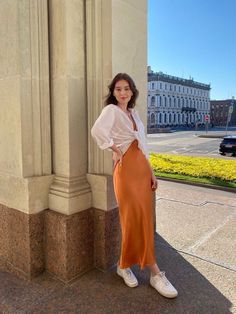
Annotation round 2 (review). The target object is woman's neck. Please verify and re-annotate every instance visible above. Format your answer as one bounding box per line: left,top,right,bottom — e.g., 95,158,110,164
118,103,129,112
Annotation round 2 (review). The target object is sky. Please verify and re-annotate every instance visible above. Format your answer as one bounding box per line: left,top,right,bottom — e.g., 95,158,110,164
148,0,236,100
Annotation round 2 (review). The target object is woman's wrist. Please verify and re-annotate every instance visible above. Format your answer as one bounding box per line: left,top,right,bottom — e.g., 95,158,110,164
111,145,122,154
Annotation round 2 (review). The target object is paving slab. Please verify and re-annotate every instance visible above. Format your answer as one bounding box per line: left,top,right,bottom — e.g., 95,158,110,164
157,180,236,207
156,199,235,251
175,252,236,314
193,217,236,270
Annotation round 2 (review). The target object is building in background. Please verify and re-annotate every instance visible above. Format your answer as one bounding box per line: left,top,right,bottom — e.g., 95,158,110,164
210,99,236,126
147,66,211,132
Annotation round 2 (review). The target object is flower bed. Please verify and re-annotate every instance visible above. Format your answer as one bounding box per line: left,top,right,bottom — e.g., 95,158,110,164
150,153,236,187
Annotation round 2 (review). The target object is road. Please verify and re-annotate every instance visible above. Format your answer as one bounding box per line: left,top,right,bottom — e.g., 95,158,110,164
147,130,236,159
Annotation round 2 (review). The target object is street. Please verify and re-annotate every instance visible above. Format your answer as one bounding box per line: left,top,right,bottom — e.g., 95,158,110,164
147,129,236,159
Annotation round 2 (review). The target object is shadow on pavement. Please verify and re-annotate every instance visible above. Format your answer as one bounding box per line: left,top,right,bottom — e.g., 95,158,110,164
0,233,234,314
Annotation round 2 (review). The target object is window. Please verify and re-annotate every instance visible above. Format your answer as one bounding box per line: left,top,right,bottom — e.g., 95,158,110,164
151,113,155,124
152,83,155,90
151,96,155,106
160,82,162,89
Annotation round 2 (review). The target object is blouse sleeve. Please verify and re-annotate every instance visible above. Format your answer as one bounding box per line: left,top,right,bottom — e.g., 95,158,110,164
91,105,115,150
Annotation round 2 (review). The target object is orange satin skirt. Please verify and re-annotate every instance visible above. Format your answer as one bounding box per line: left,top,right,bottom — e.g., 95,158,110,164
113,140,156,269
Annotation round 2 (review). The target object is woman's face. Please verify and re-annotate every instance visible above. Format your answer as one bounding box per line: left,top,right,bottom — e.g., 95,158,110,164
113,80,133,106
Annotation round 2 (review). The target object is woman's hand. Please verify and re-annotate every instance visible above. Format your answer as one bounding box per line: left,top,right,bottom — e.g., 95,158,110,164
112,149,123,166
151,173,158,191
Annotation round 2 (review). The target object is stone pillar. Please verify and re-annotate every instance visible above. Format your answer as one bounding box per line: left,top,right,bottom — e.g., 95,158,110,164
45,0,93,282
0,0,148,282
86,0,148,270
0,0,53,279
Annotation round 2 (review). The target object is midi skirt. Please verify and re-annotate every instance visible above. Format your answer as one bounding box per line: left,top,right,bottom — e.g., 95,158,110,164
113,140,156,269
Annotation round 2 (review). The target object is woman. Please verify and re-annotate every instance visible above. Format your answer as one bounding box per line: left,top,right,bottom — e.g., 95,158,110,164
91,73,178,298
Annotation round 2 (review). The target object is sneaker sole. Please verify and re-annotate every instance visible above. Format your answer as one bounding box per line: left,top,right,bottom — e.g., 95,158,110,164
117,269,138,288
150,282,178,298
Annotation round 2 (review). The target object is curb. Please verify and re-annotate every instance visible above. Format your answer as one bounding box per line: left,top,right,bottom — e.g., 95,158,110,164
197,134,225,138
156,176,236,194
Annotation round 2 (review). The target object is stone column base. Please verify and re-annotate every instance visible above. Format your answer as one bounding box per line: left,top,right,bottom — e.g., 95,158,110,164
94,208,121,270
0,204,44,280
44,208,94,282
0,202,121,282
44,207,120,282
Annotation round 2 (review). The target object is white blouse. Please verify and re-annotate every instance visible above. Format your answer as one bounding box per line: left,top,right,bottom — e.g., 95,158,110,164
91,104,149,158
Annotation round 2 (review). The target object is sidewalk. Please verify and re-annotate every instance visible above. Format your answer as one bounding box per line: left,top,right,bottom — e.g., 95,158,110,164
1,180,236,314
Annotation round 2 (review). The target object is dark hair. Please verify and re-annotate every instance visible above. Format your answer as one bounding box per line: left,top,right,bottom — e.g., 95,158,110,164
104,73,139,108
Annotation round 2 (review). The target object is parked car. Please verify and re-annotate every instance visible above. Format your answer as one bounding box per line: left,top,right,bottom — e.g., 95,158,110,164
219,135,236,156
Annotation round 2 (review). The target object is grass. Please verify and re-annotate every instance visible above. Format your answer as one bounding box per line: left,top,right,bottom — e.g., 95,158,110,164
156,171,236,189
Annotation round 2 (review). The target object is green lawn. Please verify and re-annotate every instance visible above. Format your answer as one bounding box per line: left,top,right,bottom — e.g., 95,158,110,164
156,171,236,189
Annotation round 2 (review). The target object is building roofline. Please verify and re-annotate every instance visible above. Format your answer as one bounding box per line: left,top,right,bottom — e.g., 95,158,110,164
148,71,211,90
210,99,236,103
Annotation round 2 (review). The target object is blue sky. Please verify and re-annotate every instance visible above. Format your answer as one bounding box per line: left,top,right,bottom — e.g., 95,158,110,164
148,0,236,100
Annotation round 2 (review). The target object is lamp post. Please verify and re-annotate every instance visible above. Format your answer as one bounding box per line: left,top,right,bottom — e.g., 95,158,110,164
226,96,234,135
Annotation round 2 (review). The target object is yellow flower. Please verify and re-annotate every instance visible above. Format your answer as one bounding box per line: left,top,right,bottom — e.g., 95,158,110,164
150,154,236,182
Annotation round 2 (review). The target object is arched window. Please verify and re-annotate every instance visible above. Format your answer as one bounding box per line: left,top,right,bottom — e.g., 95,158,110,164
151,113,155,124
173,113,176,123
164,113,167,123
151,96,155,106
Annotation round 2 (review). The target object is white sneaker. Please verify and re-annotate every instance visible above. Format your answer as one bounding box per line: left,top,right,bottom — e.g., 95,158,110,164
150,271,178,298
117,266,138,288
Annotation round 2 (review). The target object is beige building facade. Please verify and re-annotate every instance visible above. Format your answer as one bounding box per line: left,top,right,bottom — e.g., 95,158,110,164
0,0,147,282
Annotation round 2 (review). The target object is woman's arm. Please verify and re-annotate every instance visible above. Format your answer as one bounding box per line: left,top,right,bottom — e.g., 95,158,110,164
91,105,115,150
147,154,158,191
111,144,123,164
